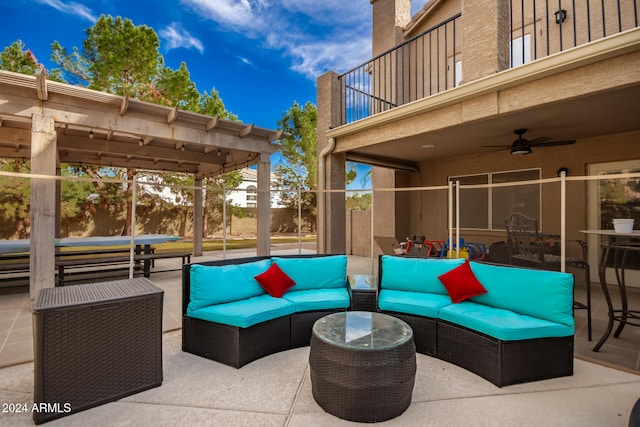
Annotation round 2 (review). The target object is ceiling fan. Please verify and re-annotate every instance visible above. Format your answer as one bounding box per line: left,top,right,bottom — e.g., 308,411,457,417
484,128,576,155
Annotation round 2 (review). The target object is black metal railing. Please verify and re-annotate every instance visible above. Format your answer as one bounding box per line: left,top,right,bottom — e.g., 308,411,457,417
509,0,638,67
338,1,638,125
339,14,462,125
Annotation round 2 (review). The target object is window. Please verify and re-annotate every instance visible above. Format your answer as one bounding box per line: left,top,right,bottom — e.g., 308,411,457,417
449,168,541,230
246,185,257,202
510,34,531,67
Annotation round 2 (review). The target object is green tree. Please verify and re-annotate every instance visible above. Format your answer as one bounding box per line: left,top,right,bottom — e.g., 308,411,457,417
0,40,63,81
52,15,161,97
151,62,199,110
276,101,356,232
0,160,30,239
198,87,238,120
275,101,318,231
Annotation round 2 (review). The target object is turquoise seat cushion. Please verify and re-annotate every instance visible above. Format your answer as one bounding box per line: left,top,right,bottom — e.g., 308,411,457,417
272,255,347,291
439,301,574,341
380,256,464,294
468,262,574,327
378,289,453,318
187,294,295,328
282,288,350,312
188,259,271,311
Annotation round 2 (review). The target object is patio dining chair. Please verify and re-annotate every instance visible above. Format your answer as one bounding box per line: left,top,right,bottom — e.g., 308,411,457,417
504,213,592,341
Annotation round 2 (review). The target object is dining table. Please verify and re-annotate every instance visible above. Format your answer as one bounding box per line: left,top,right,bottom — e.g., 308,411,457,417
580,229,640,351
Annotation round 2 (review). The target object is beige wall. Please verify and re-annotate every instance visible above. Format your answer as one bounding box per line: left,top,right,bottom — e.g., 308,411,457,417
347,209,372,256
405,0,461,38
371,0,411,55
412,132,640,248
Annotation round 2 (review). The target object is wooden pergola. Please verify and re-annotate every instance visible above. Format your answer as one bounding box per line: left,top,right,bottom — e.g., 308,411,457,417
0,70,281,303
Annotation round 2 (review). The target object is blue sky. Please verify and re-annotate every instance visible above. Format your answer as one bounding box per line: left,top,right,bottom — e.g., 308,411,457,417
0,0,428,189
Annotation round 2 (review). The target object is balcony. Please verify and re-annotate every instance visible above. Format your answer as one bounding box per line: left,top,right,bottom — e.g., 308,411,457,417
339,1,639,125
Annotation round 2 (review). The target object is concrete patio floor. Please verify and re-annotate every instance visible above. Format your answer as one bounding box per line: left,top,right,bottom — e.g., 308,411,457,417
2,328,639,427
1,246,639,425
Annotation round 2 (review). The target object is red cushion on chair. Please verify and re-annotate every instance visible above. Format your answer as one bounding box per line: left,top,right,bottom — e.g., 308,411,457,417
438,261,488,303
254,262,296,298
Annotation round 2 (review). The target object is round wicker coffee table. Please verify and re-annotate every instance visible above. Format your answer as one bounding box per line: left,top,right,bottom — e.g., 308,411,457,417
309,311,416,423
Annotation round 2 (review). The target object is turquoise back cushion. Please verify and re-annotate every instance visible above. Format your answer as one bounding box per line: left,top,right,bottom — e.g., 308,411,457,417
380,256,465,294
469,262,574,327
188,259,271,311
272,255,347,290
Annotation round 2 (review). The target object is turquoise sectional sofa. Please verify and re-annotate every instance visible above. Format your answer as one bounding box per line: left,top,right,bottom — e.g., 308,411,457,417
182,255,350,368
378,255,575,386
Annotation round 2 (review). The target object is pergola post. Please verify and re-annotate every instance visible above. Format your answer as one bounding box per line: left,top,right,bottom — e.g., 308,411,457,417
29,113,57,308
193,176,203,257
256,152,271,256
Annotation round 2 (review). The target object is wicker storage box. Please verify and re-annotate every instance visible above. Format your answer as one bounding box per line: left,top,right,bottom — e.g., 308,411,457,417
33,278,163,424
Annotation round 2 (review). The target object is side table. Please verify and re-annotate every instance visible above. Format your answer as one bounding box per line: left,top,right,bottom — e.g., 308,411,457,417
33,278,164,424
348,274,377,311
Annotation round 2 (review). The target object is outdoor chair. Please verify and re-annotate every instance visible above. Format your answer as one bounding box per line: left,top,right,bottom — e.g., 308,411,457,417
504,213,592,340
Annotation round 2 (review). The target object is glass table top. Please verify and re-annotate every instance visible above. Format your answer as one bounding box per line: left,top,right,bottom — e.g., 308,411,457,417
348,274,377,290
313,311,412,350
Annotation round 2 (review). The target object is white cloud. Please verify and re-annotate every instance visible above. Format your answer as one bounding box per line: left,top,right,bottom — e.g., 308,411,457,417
279,0,369,25
160,23,204,53
180,0,261,29
36,0,97,22
281,34,371,79
181,0,373,79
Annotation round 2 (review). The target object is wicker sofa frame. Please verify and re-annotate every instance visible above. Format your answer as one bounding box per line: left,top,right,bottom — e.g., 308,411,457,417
377,258,574,387
182,255,348,368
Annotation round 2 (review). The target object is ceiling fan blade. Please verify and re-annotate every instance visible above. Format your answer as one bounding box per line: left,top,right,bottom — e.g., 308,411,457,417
533,140,576,147
527,136,552,146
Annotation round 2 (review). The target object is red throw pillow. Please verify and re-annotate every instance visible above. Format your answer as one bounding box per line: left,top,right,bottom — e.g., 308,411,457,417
438,261,488,303
254,262,296,298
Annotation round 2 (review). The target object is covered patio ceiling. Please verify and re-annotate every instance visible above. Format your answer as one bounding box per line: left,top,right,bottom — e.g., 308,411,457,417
343,84,640,167
0,70,281,178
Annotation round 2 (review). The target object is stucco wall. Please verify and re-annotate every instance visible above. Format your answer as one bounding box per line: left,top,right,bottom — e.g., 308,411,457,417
413,131,640,248
346,209,372,257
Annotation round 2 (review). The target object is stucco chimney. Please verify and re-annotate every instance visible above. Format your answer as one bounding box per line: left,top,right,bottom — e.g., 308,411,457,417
371,0,411,56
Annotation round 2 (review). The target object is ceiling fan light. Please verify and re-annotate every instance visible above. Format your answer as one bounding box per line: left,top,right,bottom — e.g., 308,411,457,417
510,146,532,155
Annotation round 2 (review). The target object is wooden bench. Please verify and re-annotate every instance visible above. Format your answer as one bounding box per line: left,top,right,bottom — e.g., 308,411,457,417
135,252,191,277
0,249,143,278
56,251,192,286
0,262,30,273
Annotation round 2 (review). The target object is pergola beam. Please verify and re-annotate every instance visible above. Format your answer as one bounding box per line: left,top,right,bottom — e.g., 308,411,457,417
120,95,129,115
58,133,226,166
205,116,219,131
167,107,178,124
59,151,201,173
239,124,254,137
35,73,48,101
